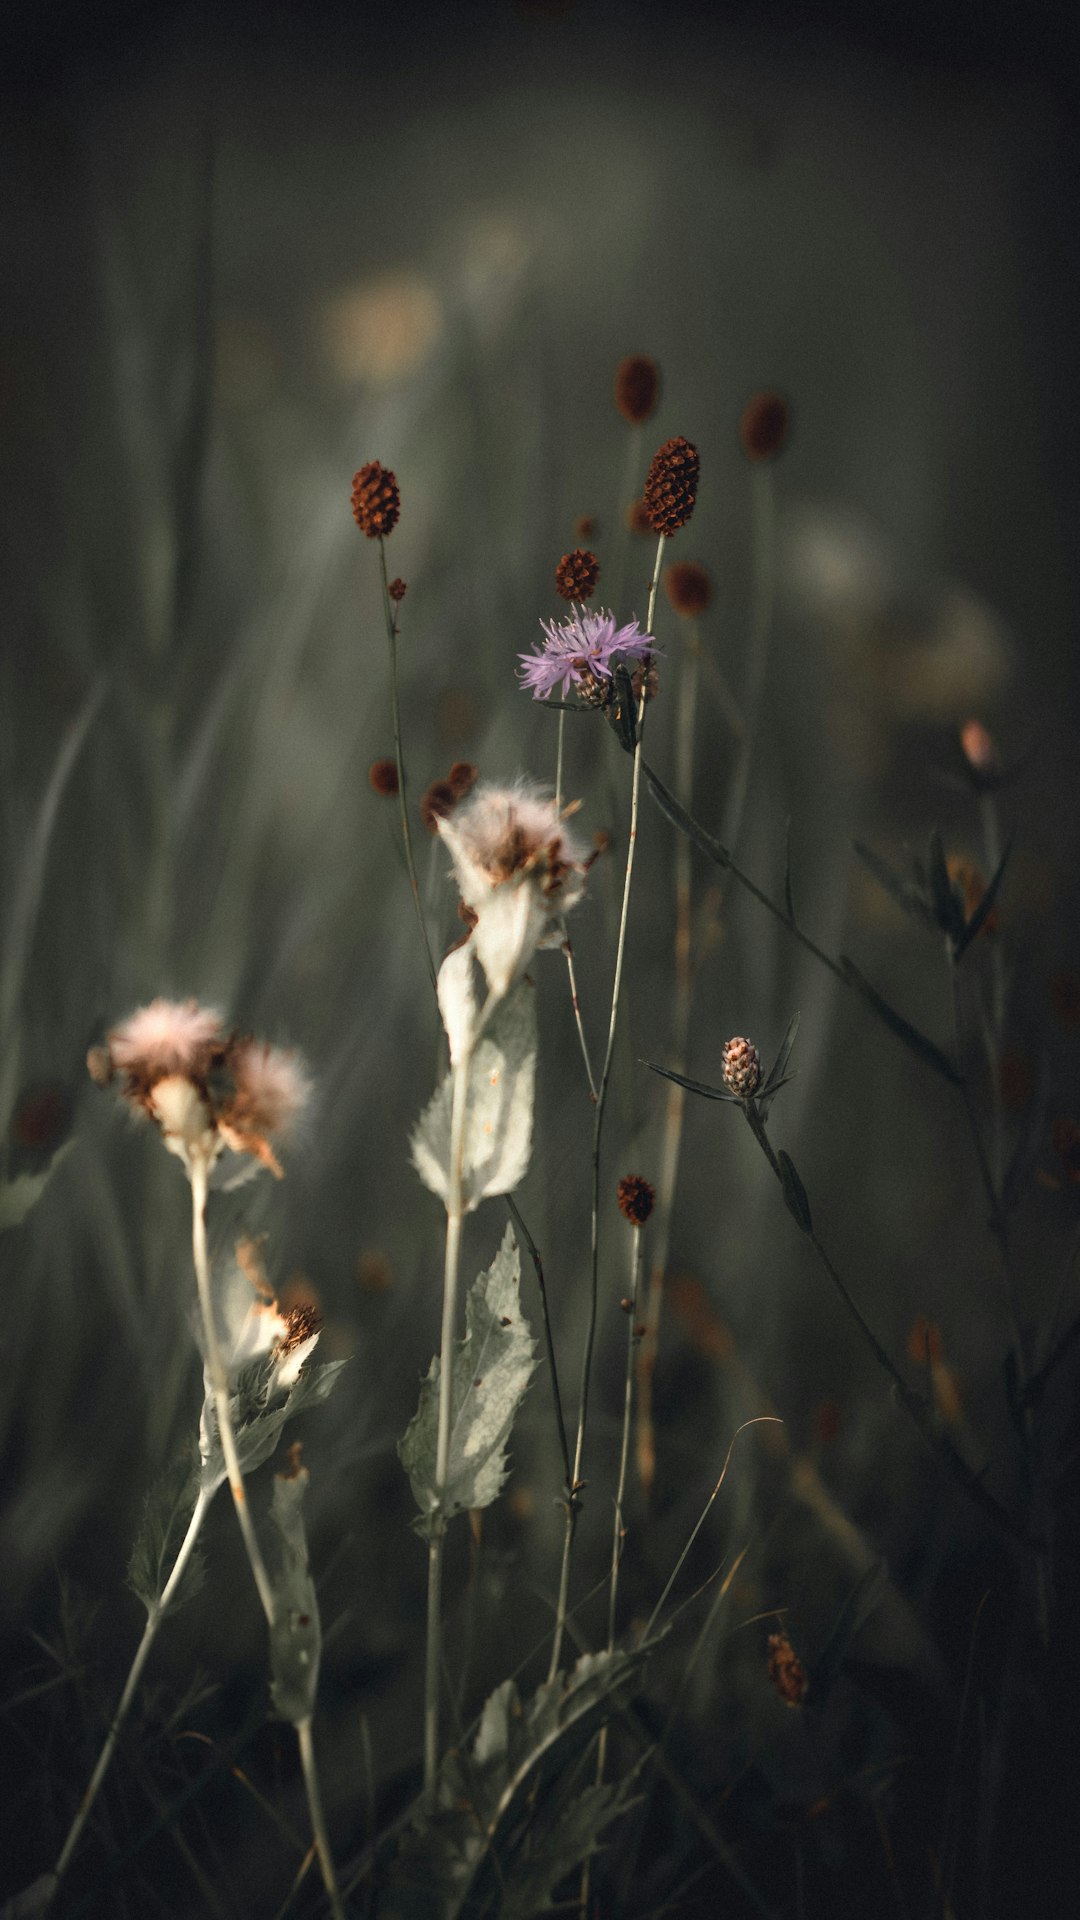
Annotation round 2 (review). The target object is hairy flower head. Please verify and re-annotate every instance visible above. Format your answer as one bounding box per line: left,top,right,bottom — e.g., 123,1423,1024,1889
217,1040,313,1177
438,781,589,998
518,606,656,702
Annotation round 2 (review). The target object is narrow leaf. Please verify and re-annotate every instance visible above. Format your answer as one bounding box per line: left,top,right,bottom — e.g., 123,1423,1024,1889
852,839,937,932
411,979,537,1210
839,956,962,1085
643,761,732,870
399,1224,537,1535
268,1466,321,1725
642,1058,740,1104
778,1150,813,1235
953,831,1013,961
928,828,963,941
759,1011,800,1120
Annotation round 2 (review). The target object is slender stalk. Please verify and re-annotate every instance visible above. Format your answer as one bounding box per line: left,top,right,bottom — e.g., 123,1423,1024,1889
49,1488,210,1900
505,1193,572,1490
296,1715,345,1920
608,1226,644,1650
377,534,437,993
554,708,599,1100
190,1153,276,1624
548,535,665,1681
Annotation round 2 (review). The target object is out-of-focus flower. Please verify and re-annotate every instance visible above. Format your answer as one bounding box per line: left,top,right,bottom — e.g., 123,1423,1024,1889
438,781,589,999
959,718,998,777
617,1174,655,1226
518,606,655,701
89,1001,310,1180
614,353,661,424
767,1631,808,1706
738,390,790,461
420,778,459,833
664,560,712,617
369,757,400,796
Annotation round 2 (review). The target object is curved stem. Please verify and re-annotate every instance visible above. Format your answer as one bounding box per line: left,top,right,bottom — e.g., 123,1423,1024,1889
296,1716,345,1920
377,535,437,993
548,534,665,1681
505,1193,572,1492
190,1153,276,1624
50,1487,210,1899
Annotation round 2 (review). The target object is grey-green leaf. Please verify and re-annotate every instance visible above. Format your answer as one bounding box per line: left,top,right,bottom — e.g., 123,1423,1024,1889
760,1011,800,1120
128,1449,202,1615
411,979,537,1211
268,1467,321,1725
0,1143,74,1234
398,1224,536,1535
838,956,962,1085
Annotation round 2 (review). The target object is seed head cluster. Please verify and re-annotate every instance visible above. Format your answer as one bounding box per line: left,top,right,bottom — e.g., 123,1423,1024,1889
554,548,600,602
722,1035,761,1098
617,1174,656,1226
614,353,661,424
644,436,700,536
350,460,401,538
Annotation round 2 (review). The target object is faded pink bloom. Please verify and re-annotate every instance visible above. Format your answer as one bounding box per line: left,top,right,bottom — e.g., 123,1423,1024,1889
107,998,226,1093
438,781,589,999
217,1041,313,1178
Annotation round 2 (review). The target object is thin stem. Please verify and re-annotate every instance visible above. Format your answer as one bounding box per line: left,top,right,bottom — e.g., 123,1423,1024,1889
608,1227,644,1649
548,534,665,1682
49,1488,210,1899
296,1716,345,1920
377,534,437,993
505,1194,572,1490
555,707,566,817
190,1153,276,1624
561,931,598,1102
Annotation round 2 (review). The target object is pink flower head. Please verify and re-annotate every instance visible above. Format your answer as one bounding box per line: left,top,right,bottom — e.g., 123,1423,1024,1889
518,606,656,701
217,1040,312,1178
438,781,589,998
106,998,226,1095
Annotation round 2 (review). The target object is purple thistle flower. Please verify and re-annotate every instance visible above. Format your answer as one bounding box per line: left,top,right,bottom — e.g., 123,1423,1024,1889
518,605,657,700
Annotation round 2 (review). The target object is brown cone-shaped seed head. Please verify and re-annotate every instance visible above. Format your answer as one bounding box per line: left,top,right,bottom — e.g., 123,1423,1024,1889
722,1035,761,1098
388,576,408,602
351,460,401,538
738,391,790,462
664,560,712,617
554,548,600,601
369,757,400,797
614,354,661,424
617,1173,656,1225
644,436,700,535
420,778,458,833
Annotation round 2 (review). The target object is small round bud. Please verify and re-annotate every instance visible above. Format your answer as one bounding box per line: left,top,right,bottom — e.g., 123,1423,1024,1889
447,760,478,799
350,460,401,538
617,1173,656,1225
574,513,598,542
722,1035,761,1098
554,548,600,601
738,391,790,462
614,353,661,424
644,436,700,536
664,561,712,617
767,1631,808,1706
420,778,458,833
388,576,408,602
368,757,400,797
959,718,998,776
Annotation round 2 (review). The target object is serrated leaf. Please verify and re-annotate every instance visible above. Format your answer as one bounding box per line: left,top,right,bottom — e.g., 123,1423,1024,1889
399,1224,536,1535
411,980,537,1211
0,1142,74,1233
499,1782,634,1919
128,1449,202,1615
852,840,937,932
759,1011,800,1121
199,1359,348,1495
838,956,962,1085
778,1150,813,1236
268,1468,321,1725
953,832,1012,961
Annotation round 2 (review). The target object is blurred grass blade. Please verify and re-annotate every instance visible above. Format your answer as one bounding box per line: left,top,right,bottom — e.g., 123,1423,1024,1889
838,956,961,1085
953,832,1013,961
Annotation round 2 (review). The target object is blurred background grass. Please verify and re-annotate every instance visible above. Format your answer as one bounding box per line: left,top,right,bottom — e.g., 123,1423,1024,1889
2,1,1079,1913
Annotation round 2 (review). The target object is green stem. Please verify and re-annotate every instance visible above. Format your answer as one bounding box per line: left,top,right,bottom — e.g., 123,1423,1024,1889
377,535,437,993
296,1715,345,1920
548,533,665,1682
190,1153,276,1624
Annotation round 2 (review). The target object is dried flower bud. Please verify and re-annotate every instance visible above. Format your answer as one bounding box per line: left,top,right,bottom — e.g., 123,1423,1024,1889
722,1035,761,1098
614,353,661,424
447,760,479,799
554,548,600,601
574,513,598,542
216,1039,312,1178
959,719,998,775
617,1174,655,1225
644,436,700,536
738,391,790,462
625,498,654,537
664,561,712,617
388,576,408,602
350,460,400,538
438,780,588,999
420,778,458,833
369,757,400,797
767,1631,808,1706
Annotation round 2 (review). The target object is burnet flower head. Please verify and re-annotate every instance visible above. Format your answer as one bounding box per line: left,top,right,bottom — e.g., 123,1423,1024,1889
437,781,590,1002
88,998,311,1179
518,605,656,702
